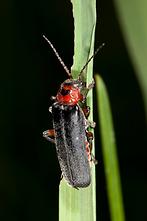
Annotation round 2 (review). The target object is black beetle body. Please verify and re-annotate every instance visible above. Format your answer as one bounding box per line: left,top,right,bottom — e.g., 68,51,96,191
52,102,91,188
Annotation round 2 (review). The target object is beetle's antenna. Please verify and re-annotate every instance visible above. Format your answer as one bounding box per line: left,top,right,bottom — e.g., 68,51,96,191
43,35,72,78
79,43,105,78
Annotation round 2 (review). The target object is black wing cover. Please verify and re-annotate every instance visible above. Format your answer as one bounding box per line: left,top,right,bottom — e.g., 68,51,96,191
52,102,91,188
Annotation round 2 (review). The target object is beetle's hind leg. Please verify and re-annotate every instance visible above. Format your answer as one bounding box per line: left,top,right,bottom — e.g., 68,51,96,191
86,131,98,165
43,129,55,143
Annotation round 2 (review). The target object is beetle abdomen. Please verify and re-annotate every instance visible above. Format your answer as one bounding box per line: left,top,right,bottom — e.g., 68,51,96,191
52,102,91,188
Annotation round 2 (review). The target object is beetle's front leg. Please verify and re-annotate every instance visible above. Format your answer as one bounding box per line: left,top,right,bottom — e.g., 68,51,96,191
87,78,95,90
43,129,55,143
81,79,95,102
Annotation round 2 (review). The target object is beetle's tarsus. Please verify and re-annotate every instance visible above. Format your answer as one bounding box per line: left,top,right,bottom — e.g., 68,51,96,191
81,79,95,99
87,79,95,90
91,153,98,165
51,96,56,101
87,120,96,128
49,106,52,113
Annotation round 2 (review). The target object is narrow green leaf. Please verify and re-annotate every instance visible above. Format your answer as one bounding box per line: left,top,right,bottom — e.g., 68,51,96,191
95,75,125,221
71,0,96,79
59,0,97,221
114,0,147,115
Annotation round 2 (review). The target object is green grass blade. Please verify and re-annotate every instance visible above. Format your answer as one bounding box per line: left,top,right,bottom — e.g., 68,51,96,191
59,0,97,221
71,0,96,79
114,0,147,115
95,75,125,221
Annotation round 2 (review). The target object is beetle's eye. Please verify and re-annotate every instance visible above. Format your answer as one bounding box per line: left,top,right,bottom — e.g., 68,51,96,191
60,88,70,96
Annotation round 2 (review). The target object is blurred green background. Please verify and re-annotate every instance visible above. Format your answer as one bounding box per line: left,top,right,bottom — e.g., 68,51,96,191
0,0,146,220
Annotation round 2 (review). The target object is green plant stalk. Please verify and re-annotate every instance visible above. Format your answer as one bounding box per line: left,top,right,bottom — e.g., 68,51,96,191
114,0,147,116
95,75,125,221
59,0,97,221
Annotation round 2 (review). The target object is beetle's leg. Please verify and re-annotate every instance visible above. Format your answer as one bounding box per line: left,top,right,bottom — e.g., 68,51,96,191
86,131,93,155
82,106,96,128
87,78,95,90
44,136,55,143
81,79,95,102
49,106,52,113
86,131,98,165
50,96,56,101
85,141,91,162
85,131,93,162
91,153,98,165
43,129,55,143
86,131,94,143
82,106,90,118
87,120,96,128
60,173,63,181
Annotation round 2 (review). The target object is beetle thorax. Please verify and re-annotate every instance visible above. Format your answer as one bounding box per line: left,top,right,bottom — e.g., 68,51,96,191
56,80,83,105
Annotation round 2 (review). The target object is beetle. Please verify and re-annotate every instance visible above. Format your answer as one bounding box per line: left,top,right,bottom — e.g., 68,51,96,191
42,35,103,188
